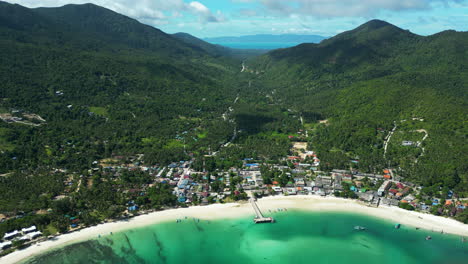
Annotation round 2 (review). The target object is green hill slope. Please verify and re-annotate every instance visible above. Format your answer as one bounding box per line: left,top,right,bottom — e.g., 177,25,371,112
246,20,468,195
0,2,238,172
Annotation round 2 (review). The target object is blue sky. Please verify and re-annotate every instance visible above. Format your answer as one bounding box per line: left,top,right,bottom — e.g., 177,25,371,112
5,0,468,37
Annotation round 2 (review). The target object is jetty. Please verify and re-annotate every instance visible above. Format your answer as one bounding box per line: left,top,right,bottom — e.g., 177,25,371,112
249,197,274,223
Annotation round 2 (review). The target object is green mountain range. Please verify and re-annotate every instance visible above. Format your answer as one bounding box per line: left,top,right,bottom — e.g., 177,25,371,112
0,1,466,218
248,19,467,194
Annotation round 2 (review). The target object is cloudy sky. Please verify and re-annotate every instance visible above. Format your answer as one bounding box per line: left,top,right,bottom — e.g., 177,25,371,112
5,0,468,37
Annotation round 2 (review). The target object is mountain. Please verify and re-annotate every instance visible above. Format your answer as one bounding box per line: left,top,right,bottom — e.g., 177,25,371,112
204,34,326,44
245,19,468,194
0,1,240,172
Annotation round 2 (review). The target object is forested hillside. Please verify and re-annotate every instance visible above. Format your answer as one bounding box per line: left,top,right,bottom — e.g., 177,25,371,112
246,20,468,195
0,2,242,172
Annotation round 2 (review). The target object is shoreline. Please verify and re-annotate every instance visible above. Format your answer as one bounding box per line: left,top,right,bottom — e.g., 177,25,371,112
2,195,467,264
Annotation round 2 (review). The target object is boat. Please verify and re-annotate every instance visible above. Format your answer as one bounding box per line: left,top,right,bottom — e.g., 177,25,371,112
354,226,367,231
426,236,432,240
395,223,401,229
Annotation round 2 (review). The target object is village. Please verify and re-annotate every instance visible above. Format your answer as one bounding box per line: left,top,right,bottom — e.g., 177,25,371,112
2,138,467,254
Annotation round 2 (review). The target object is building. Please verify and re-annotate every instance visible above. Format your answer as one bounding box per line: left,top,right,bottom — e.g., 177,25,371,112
378,181,392,196
21,226,37,234
3,230,20,240
272,186,283,193
357,192,374,202
0,241,12,250
402,141,414,146
286,188,297,195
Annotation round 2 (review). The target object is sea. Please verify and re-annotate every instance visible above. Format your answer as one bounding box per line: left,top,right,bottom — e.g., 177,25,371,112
210,42,300,50
22,211,468,264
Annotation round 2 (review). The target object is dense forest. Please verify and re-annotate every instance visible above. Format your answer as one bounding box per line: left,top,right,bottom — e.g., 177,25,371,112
0,1,467,241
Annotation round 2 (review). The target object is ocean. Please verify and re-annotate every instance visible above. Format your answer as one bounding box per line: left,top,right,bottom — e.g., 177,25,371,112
22,211,468,264
210,42,300,50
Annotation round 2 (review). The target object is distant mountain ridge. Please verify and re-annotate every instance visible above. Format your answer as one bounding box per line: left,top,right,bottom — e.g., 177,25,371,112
204,34,327,44
173,32,267,59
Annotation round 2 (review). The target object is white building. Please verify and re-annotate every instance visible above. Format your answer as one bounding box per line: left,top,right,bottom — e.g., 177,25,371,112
3,230,20,240
0,241,13,250
21,225,37,234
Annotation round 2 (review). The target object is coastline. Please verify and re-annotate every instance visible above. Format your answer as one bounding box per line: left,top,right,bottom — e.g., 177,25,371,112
2,195,467,264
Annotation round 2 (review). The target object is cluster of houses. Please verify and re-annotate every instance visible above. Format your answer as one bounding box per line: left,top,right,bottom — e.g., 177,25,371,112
3,143,466,254
0,226,42,251
0,110,46,126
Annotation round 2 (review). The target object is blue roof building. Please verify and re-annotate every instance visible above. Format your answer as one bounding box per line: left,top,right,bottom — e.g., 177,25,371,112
128,205,139,211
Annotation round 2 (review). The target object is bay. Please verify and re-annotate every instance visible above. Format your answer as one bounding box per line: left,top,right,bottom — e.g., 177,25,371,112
23,211,468,264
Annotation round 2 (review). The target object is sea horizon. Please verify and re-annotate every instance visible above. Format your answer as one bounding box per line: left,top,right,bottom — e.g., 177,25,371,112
209,42,302,50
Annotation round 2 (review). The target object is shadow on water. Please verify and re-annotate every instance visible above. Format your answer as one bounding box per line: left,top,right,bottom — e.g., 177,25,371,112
152,231,167,264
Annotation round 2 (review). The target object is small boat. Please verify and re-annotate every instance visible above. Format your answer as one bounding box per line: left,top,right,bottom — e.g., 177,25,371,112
354,226,367,231
395,223,401,229
426,236,432,240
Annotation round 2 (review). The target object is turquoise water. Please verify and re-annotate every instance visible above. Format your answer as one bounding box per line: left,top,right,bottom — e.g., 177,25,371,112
23,211,468,264
211,42,299,50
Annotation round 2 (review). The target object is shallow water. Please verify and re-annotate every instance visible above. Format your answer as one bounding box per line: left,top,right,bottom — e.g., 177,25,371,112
23,210,468,264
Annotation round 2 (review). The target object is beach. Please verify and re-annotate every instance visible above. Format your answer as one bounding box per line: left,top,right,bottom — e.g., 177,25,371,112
2,195,468,264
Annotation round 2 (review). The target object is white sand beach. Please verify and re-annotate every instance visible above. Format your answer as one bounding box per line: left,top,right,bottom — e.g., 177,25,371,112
2,195,467,264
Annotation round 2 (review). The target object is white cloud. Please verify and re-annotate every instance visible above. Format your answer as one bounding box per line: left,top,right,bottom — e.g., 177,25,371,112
257,0,462,17
4,0,225,25
188,1,225,23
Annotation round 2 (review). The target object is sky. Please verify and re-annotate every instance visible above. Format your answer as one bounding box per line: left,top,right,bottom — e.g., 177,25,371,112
4,0,468,38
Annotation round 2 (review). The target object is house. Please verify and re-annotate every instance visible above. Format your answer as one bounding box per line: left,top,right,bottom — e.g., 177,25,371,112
321,176,332,186
272,186,283,193
404,194,416,202
420,204,430,210
3,230,20,240
294,178,305,187
357,192,374,202
333,174,342,184
396,182,404,189
343,174,353,182
377,181,392,196
286,188,297,195
128,205,139,211
314,177,323,188
21,225,37,234
0,241,13,250
402,141,414,146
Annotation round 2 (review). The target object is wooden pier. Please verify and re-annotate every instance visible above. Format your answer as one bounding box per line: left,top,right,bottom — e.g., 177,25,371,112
250,198,274,223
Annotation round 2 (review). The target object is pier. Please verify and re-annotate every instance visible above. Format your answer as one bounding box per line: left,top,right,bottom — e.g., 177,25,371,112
249,197,274,223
